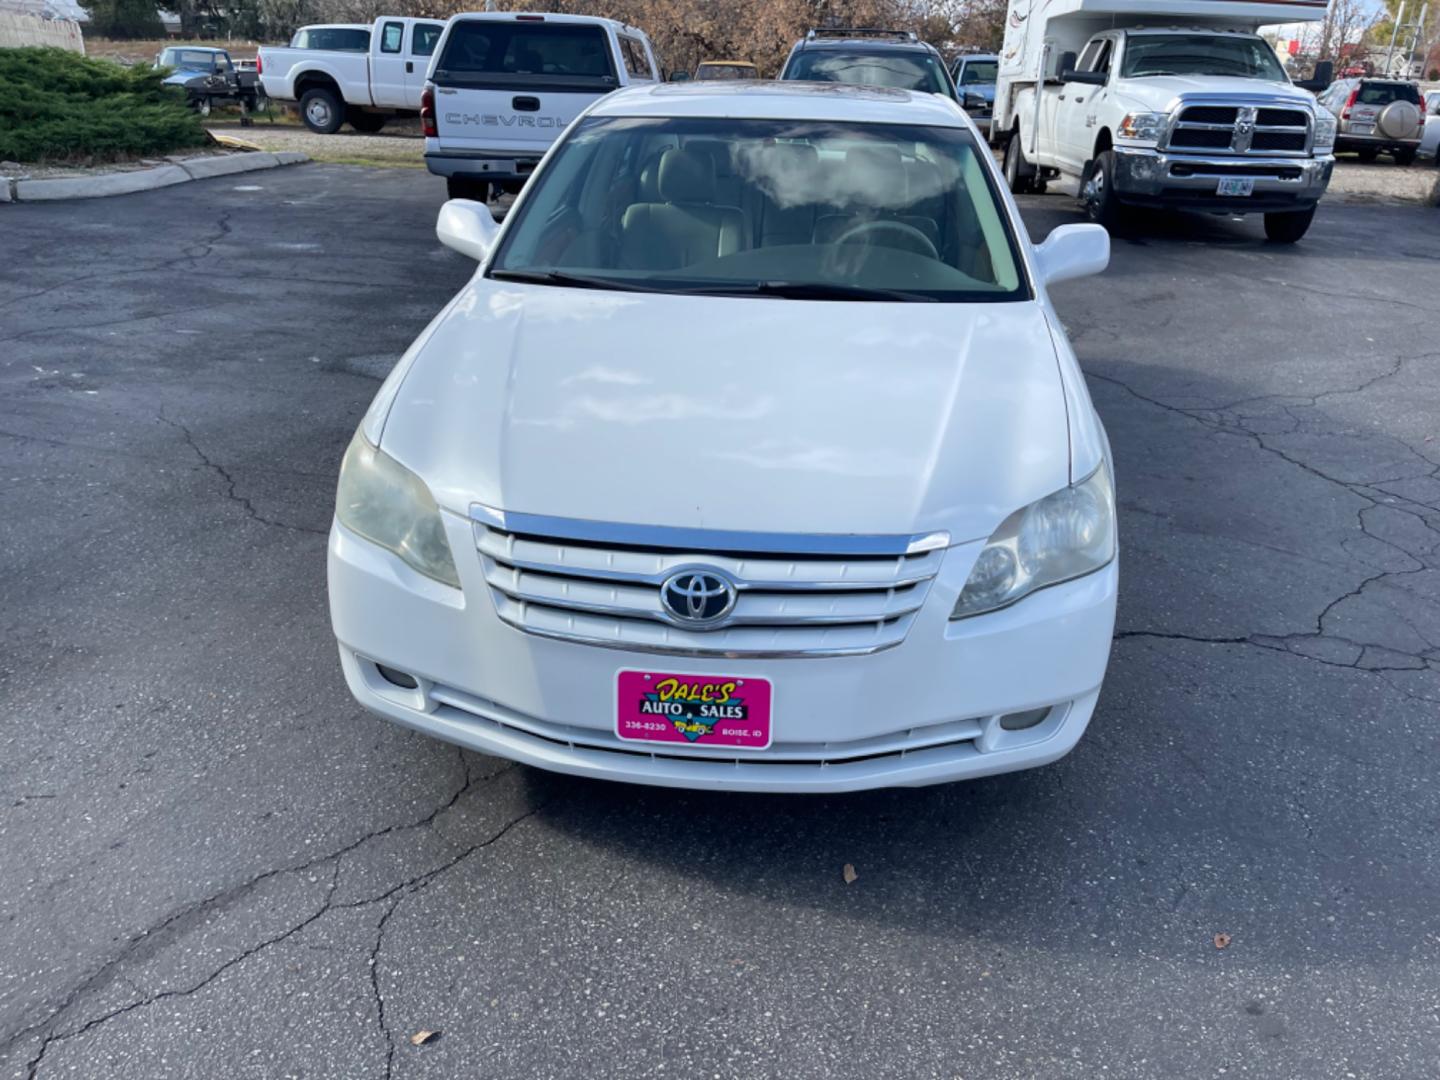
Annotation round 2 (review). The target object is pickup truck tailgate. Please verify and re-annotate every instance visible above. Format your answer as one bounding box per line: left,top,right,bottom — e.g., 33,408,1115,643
430,19,618,155
433,87,601,153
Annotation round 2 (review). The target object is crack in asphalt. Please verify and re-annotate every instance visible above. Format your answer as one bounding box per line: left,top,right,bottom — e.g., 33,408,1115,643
1,746,493,1067
157,410,329,537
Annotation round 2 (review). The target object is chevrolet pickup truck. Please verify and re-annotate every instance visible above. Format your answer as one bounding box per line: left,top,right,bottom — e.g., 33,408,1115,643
995,0,1337,243
422,12,660,202
258,16,446,133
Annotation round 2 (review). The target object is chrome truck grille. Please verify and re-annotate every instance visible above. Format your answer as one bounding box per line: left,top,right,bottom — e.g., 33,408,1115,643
1166,105,1311,155
470,506,949,657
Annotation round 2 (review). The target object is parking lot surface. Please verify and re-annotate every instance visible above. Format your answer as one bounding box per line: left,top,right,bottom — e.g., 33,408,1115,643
1,167,1438,1079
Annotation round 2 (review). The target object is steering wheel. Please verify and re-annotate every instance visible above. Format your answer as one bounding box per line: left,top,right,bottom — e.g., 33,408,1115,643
835,220,938,260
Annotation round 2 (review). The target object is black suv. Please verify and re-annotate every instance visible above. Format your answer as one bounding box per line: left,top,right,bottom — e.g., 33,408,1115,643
779,28,957,100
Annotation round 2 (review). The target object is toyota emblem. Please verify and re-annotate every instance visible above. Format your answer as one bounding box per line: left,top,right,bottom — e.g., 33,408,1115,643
660,570,737,626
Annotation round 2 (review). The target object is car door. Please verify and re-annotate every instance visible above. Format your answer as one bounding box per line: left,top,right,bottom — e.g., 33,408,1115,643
405,21,445,107
1056,36,1111,173
369,19,410,108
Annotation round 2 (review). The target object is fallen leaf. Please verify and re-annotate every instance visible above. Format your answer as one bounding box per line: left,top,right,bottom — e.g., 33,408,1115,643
842,863,858,885
1214,933,1232,949
410,1030,440,1046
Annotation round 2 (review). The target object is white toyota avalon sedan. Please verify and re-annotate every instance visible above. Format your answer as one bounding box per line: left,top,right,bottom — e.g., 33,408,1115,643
328,81,1116,793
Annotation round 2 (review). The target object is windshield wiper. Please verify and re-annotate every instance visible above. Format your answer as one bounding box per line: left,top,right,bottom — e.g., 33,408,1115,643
683,280,939,302
487,269,673,293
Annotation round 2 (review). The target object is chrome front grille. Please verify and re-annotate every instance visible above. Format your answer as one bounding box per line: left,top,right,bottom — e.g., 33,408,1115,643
1167,104,1312,156
471,506,947,657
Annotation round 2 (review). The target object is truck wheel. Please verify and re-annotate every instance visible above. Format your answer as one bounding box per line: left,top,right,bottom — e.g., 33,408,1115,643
1263,206,1316,244
1393,147,1416,166
1082,151,1124,231
300,88,343,134
349,112,387,134
1003,132,1036,195
447,177,491,202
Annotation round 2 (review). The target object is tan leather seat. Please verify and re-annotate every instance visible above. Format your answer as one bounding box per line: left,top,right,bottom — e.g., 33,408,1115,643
619,148,746,271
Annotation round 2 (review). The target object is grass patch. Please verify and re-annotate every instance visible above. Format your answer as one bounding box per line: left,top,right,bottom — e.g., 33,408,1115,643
0,47,209,164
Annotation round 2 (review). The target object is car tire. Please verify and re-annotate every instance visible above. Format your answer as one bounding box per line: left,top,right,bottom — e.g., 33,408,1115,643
1263,206,1316,244
1356,146,1379,163
1003,131,1035,195
299,88,343,134
1393,147,1417,166
447,177,491,202
194,96,211,118
1082,150,1123,232
349,111,387,134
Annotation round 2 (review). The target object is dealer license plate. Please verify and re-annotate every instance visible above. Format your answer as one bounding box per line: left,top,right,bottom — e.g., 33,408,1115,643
616,670,772,750
1217,178,1255,197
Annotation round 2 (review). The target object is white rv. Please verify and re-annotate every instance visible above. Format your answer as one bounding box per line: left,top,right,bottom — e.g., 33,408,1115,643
994,0,1336,242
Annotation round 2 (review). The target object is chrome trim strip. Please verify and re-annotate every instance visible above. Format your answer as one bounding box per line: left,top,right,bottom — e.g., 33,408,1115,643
493,620,908,659
470,503,950,557
480,550,939,592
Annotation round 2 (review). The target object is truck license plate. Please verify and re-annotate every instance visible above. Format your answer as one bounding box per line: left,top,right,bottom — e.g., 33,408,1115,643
1217,178,1255,197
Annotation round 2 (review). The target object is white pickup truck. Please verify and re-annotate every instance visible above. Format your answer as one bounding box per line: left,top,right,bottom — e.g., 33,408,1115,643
995,0,1337,242
258,17,446,133
423,12,660,202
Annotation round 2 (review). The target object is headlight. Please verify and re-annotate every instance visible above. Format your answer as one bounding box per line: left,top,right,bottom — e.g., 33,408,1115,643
1117,111,1168,144
1312,111,1337,151
336,431,461,589
951,463,1115,619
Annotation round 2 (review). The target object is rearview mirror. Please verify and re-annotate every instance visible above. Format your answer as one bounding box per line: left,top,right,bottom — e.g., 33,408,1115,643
1035,223,1109,287
436,199,500,262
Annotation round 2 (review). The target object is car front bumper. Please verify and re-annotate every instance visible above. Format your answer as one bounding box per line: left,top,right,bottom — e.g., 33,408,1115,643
1112,146,1333,212
328,511,1117,794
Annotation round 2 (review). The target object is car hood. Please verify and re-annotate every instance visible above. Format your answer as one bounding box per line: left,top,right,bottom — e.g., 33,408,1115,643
378,282,1071,544
163,69,209,85
963,84,996,103
1114,74,1312,113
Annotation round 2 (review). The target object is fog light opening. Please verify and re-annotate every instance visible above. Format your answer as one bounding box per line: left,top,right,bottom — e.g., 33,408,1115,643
376,664,419,690
999,706,1050,732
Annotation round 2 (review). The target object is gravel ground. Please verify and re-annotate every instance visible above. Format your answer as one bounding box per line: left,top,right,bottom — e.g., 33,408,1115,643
1327,158,1440,205
209,123,427,168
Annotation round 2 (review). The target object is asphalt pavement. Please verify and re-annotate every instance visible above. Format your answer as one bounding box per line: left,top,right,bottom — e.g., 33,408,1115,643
1,167,1438,1080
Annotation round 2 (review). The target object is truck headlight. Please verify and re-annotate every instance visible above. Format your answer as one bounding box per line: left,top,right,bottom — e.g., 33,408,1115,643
951,463,1116,619
1118,111,1168,144
336,430,461,589
1312,112,1337,151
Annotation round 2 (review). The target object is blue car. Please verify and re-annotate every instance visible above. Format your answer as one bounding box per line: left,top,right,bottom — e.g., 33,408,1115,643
951,53,998,138
155,46,265,117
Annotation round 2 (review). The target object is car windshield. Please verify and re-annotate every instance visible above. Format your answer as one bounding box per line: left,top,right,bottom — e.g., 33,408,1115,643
489,116,1027,303
1357,82,1421,106
290,27,371,51
785,49,950,95
696,64,757,80
160,49,221,69
959,60,997,85
1120,35,1288,80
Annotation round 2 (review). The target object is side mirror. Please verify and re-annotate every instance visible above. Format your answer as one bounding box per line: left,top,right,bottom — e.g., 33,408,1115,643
436,198,500,262
1035,223,1109,287
1061,69,1107,86
1056,51,1077,79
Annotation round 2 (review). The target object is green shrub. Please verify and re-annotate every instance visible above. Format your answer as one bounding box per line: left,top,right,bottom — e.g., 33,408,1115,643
0,47,210,164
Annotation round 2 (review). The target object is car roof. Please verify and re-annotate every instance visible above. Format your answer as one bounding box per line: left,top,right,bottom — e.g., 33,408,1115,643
590,81,967,126
699,60,757,67
795,37,937,54
448,12,640,33
955,53,998,62
168,46,224,52
296,23,371,31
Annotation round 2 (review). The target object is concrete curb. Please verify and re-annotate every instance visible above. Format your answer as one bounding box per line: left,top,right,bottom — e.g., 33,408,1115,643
1,151,310,203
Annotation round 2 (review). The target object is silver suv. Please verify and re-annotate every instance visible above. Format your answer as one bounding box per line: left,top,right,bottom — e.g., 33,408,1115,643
1317,78,1425,165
